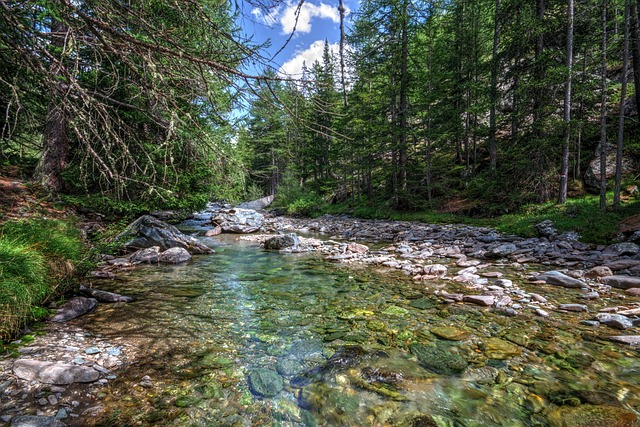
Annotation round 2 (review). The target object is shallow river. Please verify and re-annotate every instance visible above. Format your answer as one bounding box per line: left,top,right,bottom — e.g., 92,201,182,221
80,233,640,427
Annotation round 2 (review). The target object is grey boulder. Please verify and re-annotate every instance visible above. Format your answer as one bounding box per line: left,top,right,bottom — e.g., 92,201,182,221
535,271,587,289
602,275,640,290
212,208,264,233
116,215,212,254
264,233,300,250
158,247,192,264
237,195,274,210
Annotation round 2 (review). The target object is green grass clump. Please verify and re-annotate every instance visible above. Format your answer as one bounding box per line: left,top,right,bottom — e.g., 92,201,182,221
0,219,87,341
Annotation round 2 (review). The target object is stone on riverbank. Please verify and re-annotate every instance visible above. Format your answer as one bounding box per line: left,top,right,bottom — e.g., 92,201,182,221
264,233,300,250
13,360,99,384
116,215,212,254
212,208,263,233
595,313,633,330
158,247,192,264
535,271,587,289
128,246,160,264
602,275,640,289
51,297,97,322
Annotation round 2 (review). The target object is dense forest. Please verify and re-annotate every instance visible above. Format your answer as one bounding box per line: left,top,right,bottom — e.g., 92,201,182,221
241,0,640,215
0,0,638,217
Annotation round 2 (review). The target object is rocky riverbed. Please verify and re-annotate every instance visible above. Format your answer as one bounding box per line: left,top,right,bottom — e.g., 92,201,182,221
1,206,640,426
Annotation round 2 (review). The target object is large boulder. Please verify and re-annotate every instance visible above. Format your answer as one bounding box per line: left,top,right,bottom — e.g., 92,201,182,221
212,208,264,233
115,215,212,254
584,143,636,193
13,359,100,384
237,195,274,211
264,233,300,250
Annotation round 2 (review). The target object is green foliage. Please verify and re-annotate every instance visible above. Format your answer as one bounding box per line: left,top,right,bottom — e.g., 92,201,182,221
273,173,325,216
496,194,640,244
0,219,87,341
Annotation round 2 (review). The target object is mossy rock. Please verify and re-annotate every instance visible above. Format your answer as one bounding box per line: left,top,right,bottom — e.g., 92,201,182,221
247,368,284,398
546,404,638,427
409,343,468,375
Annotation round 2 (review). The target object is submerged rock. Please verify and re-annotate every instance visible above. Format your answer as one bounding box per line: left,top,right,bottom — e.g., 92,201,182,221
78,286,133,303
409,343,468,375
51,297,97,322
546,404,638,427
483,338,521,360
13,359,99,384
247,368,284,397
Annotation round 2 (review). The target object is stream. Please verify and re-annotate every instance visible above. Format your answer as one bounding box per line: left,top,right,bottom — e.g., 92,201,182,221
66,226,640,427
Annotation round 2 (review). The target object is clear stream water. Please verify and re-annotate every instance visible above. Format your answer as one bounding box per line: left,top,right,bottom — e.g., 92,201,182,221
80,233,640,427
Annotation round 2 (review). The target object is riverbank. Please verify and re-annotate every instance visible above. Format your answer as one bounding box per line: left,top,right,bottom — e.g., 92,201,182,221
1,205,640,426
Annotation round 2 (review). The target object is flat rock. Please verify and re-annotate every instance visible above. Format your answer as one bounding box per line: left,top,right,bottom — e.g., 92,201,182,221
204,225,222,237
602,275,640,289
409,343,468,375
558,303,588,312
625,288,640,296
603,242,640,256
346,243,369,254
547,404,638,427
51,297,97,322
483,337,521,360
10,416,67,427
430,326,471,341
78,286,133,303
596,313,633,329
608,335,640,346
236,195,274,210
535,271,587,288
423,264,447,277
158,247,192,264
604,259,640,271
13,359,100,384
463,295,495,306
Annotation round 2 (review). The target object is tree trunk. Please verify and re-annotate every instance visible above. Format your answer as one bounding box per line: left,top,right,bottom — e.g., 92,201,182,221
533,0,546,132
630,2,640,119
41,19,71,193
615,0,630,210
600,0,608,211
558,0,574,204
338,0,348,107
489,0,501,172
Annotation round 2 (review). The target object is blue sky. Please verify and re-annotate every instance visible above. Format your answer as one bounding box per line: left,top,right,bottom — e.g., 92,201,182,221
236,0,356,79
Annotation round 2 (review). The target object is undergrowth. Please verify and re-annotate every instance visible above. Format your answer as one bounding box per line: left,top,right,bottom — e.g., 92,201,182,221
0,219,88,342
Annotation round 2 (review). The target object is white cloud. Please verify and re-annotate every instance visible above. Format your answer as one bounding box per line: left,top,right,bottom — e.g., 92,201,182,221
251,7,279,27
280,2,340,34
280,40,335,77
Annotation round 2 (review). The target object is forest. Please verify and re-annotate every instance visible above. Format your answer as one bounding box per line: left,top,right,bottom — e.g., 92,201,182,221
0,0,638,217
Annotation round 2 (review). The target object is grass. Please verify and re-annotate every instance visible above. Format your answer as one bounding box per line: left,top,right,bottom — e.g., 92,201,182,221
0,219,87,341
